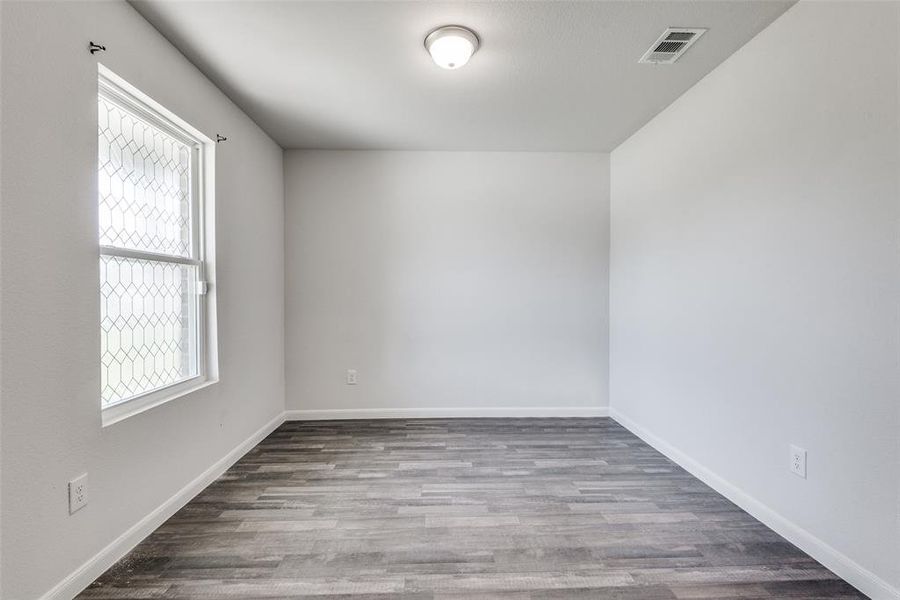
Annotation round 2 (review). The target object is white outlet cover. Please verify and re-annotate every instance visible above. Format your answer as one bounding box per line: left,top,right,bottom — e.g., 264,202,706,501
346,369,358,385
789,445,807,479
69,473,88,514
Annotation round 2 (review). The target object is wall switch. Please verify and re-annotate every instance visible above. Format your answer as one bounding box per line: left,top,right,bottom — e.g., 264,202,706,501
346,369,358,385
69,473,88,514
789,445,807,479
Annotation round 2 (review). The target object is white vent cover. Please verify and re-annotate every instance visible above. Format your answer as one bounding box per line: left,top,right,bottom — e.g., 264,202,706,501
639,28,707,64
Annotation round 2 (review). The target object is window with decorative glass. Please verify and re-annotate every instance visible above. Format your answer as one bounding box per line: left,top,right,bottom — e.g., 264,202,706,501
97,67,214,422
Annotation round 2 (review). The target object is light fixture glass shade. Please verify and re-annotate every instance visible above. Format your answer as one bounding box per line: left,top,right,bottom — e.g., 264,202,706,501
425,26,479,70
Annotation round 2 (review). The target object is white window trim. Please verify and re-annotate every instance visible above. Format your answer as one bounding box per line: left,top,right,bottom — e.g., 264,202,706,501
98,64,218,427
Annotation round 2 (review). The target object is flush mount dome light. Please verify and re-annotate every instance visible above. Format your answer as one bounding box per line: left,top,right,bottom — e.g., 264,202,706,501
425,25,480,70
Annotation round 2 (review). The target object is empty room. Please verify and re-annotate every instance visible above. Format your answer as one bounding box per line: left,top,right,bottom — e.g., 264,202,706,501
1,0,898,599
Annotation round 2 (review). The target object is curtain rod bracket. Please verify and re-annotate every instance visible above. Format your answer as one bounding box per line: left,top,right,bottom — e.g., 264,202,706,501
89,41,106,55
216,134,227,143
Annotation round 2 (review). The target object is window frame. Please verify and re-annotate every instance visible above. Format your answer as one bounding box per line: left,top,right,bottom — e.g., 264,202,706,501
98,65,217,426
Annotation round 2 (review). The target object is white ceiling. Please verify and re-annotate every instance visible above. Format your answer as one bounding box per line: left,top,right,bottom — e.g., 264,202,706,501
131,1,794,151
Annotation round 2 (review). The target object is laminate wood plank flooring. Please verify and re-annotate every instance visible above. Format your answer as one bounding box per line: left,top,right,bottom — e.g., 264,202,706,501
79,418,866,599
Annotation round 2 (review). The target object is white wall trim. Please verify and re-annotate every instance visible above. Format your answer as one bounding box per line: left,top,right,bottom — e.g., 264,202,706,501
285,406,609,420
39,412,285,600
609,408,900,600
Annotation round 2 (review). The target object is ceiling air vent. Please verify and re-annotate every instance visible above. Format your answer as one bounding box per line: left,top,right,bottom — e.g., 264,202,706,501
639,28,707,64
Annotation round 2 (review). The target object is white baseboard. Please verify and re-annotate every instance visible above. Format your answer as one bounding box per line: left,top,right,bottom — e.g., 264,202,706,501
39,412,285,600
284,406,610,420
609,408,900,600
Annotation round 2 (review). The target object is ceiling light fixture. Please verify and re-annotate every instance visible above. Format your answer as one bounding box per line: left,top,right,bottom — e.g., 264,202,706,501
424,25,480,70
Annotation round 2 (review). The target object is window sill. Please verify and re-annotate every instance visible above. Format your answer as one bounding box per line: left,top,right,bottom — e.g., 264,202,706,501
102,377,219,427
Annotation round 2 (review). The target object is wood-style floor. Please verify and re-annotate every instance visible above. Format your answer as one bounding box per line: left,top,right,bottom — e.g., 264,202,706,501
79,418,865,599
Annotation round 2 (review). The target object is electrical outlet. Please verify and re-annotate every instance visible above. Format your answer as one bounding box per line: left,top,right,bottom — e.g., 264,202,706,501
789,445,807,479
69,473,88,514
346,369,358,385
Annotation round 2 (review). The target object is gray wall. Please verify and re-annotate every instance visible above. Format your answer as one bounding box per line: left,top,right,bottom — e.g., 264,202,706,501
610,1,899,594
285,151,609,416
0,2,285,598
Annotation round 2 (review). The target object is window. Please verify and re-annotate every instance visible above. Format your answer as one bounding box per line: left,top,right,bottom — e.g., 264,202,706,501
98,66,216,424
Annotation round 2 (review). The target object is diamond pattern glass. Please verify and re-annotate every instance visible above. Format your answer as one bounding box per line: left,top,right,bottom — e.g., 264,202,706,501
98,96,192,257
98,78,204,409
100,255,198,406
